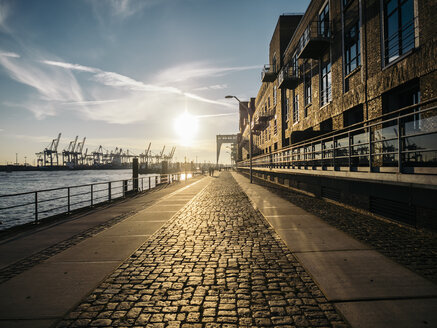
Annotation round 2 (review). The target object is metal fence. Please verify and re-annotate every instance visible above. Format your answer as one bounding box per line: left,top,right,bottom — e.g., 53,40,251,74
238,101,437,175
0,173,191,230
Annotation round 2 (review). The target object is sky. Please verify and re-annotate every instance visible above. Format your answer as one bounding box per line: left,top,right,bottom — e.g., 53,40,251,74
0,0,310,165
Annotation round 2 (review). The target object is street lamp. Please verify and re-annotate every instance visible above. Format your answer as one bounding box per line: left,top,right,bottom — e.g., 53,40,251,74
225,95,253,183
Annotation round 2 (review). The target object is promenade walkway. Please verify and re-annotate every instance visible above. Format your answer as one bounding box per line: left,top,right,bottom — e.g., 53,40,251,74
0,172,436,328
0,176,209,328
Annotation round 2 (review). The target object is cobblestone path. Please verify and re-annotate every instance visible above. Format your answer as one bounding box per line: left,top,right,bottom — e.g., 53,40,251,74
57,173,349,328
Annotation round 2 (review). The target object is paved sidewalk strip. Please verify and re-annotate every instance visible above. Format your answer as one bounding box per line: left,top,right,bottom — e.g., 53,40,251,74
57,172,348,328
233,172,437,328
0,177,210,328
0,177,204,284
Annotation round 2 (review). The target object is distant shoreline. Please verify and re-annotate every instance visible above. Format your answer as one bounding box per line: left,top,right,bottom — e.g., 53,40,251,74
0,164,132,172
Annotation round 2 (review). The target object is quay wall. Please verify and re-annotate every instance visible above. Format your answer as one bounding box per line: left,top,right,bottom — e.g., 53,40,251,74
238,168,437,232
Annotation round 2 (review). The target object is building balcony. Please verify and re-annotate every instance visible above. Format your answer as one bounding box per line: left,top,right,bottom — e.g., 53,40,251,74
261,64,277,83
278,65,300,89
298,20,331,59
252,108,275,131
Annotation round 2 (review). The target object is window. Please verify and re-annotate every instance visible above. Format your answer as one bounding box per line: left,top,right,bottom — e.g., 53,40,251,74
304,61,312,106
293,92,299,123
344,23,360,74
384,0,415,64
343,105,364,127
320,56,332,106
284,94,290,122
291,52,299,76
272,55,277,73
319,2,330,37
268,97,271,108
273,86,277,106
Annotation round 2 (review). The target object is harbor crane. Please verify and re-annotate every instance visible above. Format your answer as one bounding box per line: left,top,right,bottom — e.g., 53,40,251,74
62,136,78,165
36,133,61,167
74,137,86,165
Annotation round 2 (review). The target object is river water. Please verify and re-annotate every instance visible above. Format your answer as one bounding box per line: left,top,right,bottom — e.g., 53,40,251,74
0,169,160,230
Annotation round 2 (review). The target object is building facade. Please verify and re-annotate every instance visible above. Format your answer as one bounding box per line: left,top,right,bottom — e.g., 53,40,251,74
239,0,436,167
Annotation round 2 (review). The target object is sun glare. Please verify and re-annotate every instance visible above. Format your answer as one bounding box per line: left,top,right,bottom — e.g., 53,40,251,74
173,111,199,146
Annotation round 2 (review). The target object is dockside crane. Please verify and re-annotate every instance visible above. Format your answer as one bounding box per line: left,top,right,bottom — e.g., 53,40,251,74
139,142,152,164
92,145,104,165
74,137,86,165
62,136,78,165
164,147,176,161
35,133,62,167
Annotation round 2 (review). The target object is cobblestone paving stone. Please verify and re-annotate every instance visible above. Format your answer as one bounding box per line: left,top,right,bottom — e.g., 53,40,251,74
57,172,349,328
247,174,437,284
0,184,175,285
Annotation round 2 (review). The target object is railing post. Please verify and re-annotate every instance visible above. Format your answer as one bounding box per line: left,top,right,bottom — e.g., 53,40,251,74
141,178,144,192
368,125,372,172
123,180,128,197
91,184,93,207
108,182,111,201
332,136,336,169
397,117,402,173
149,176,151,190
35,191,38,223
67,187,71,213
348,131,351,171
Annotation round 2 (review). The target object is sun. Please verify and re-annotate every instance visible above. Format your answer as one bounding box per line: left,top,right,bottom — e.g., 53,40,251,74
173,111,199,146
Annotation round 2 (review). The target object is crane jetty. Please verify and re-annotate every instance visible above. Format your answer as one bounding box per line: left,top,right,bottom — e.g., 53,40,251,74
1,133,178,173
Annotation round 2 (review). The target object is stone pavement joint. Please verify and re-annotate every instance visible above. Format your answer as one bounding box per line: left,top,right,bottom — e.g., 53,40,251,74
56,172,349,328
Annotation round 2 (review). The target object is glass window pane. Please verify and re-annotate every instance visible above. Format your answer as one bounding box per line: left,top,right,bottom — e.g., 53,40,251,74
386,0,398,15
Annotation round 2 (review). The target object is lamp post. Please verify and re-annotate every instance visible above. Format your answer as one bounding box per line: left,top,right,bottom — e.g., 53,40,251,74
225,95,253,183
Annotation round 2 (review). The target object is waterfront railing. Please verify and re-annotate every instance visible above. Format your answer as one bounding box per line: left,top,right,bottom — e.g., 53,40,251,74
0,173,195,230
237,99,437,178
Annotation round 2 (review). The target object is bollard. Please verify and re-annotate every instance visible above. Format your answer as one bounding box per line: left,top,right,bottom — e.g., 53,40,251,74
133,157,139,192
34,191,38,223
67,187,71,213
123,180,128,197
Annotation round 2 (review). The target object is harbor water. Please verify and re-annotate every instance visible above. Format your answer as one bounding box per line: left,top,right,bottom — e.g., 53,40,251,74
0,169,159,230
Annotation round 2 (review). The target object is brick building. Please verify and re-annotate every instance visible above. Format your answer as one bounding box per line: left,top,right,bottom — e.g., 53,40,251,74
239,0,437,164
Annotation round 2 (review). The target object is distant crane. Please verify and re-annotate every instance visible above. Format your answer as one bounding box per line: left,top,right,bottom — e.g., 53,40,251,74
164,146,176,161
35,133,61,167
74,137,86,165
62,136,78,165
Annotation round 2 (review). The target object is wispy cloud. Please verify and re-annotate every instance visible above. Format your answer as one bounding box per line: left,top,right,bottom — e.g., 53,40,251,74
0,53,83,104
1,53,235,124
42,59,234,109
193,84,228,91
107,0,150,19
41,60,98,73
0,0,11,32
157,62,262,83
196,113,236,118
88,0,163,26
0,51,20,58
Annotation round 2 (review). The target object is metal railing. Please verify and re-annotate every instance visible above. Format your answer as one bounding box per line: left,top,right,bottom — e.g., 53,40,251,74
0,173,193,230
278,64,300,88
261,64,277,82
298,20,331,58
238,101,437,175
